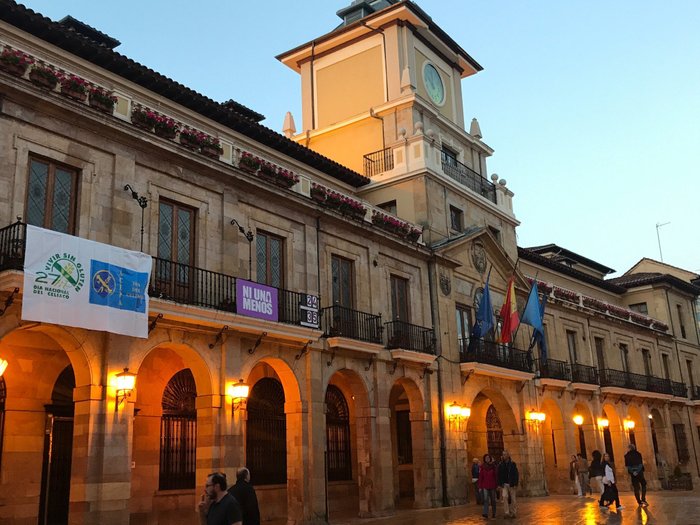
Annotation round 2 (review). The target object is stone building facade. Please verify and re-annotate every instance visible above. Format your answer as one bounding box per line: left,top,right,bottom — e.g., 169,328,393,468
0,1,698,525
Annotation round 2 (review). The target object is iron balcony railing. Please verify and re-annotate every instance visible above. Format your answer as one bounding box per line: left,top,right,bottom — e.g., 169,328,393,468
151,257,315,327
440,151,497,204
0,220,26,272
459,339,532,373
320,305,383,345
570,363,599,385
692,386,700,400
535,358,571,381
363,147,394,177
671,381,688,398
598,369,673,395
385,320,434,354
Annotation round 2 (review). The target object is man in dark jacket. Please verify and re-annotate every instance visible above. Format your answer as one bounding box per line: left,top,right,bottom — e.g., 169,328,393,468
227,468,261,525
497,450,519,519
624,444,648,507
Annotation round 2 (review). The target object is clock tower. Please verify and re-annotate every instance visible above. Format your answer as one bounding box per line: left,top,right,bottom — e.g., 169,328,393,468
278,0,518,256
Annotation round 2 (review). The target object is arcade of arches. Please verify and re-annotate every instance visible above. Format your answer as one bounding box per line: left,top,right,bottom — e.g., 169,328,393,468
0,322,699,524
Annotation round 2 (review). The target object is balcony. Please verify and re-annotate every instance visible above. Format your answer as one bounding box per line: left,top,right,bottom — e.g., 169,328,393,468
459,339,532,374
0,222,319,330
692,386,700,401
320,305,383,345
570,364,599,385
363,147,394,177
0,221,25,272
599,369,673,396
671,381,688,398
385,320,434,354
535,358,571,381
440,151,497,204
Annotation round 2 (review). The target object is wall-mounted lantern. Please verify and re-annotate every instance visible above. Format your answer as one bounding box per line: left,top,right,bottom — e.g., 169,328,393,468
228,379,250,412
0,356,7,377
115,367,137,409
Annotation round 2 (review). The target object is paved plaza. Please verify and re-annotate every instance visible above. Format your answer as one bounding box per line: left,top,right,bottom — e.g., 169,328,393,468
327,492,700,525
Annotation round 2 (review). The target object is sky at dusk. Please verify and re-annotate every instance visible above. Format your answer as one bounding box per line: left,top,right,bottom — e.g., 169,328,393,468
17,1,700,277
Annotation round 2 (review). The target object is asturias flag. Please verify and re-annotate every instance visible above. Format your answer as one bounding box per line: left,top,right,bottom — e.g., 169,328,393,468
498,275,520,343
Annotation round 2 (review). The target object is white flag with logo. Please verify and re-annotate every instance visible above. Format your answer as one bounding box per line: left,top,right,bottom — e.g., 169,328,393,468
22,226,152,338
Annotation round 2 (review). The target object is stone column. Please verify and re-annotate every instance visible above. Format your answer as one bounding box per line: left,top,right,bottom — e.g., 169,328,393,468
356,405,394,517
70,384,131,525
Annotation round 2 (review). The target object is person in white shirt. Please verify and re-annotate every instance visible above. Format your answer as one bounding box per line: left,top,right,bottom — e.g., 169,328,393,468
599,453,623,511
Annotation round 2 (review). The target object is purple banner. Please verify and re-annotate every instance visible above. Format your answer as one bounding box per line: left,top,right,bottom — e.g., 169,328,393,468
236,279,278,322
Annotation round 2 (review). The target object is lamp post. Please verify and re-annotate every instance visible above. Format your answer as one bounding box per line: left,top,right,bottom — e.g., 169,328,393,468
124,184,148,252
231,219,254,280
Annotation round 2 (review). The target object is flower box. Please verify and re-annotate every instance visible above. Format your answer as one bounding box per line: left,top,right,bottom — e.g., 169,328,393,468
582,296,608,313
0,48,33,77
88,87,117,114
310,184,327,204
239,152,262,172
630,312,654,326
652,320,669,332
59,74,88,102
323,188,366,219
257,165,298,188
607,304,630,320
406,228,422,242
29,65,59,90
372,211,412,238
131,106,158,132
179,134,200,150
201,144,221,158
154,115,179,140
553,287,579,304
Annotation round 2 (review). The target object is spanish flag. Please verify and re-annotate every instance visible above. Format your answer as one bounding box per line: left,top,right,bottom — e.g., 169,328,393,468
499,275,520,343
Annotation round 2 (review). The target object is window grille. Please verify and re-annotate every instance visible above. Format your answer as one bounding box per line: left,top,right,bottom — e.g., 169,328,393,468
246,378,287,485
159,369,197,490
325,385,352,481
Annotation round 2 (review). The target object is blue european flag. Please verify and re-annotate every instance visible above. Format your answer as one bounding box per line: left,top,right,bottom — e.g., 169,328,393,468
89,260,148,313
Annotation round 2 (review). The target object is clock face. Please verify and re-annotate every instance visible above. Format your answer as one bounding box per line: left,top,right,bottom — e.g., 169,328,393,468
423,63,445,105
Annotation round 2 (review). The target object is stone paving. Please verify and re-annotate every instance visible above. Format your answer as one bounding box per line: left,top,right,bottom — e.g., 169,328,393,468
328,492,700,525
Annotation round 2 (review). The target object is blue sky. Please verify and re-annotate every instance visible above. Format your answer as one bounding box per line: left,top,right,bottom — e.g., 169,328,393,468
19,1,700,276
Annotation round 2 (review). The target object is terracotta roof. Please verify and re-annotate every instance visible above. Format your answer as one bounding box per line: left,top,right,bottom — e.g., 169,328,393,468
2,0,371,188
518,247,626,293
608,272,700,296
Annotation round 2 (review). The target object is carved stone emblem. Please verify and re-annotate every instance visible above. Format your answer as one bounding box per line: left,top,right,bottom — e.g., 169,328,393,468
439,273,451,296
471,241,487,274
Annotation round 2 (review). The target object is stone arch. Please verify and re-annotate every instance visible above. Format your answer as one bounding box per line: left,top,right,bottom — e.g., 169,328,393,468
540,397,567,493
129,342,214,520
240,356,302,522
601,403,623,465
324,368,372,519
670,408,690,468
0,324,95,524
465,387,520,466
388,376,430,509
571,401,597,460
626,405,658,486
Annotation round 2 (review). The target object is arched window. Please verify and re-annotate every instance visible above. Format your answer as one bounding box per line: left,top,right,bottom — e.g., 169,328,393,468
325,385,351,481
486,404,504,462
159,369,197,490
0,377,5,473
247,378,286,485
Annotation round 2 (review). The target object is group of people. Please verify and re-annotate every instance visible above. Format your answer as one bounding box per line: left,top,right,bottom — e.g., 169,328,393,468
471,450,520,519
568,444,649,511
198,467,261,525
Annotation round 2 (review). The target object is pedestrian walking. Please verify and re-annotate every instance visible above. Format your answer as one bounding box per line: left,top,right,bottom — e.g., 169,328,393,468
624,444,649,507
471,458,483,505
599,453,624,512
576,453,591,496
478,453,498,519
497,450,519,519
569,455,580,495
589,450,605,496
227,467,261,525
198,472,243,525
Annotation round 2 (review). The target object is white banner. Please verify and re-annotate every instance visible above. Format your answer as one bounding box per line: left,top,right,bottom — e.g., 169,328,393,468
22,226,152,338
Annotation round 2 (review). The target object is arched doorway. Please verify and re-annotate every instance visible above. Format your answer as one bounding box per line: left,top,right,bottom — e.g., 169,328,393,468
602,409,615,463
541,398,567,493
326,385,351,482
670,410,690,467
247,377,286,485
39,364,75,525
486,405,504,462
159,369,197,490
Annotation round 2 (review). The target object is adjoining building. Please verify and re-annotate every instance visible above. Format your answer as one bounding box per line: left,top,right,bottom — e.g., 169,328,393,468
0,1,698,524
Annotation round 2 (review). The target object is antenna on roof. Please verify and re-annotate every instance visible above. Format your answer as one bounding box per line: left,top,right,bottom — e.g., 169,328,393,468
656,222,670,262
